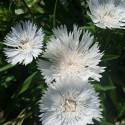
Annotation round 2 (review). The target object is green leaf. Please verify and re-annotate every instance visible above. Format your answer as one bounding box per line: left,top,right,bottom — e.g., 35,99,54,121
1,76,15,88
94,84,116,92
118,104,125,117
103,54,120,62
101,120,113,125
0,64,14,73
18,72,37,95
123,87,125,93
80,25,96,33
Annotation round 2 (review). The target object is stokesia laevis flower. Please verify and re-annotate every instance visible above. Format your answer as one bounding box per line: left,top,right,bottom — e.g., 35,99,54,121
39,78,102,125
4,21,44,65
88,0,125,29
37,25,105,83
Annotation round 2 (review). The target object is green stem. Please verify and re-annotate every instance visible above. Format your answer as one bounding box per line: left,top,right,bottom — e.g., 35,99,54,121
53,0,58,27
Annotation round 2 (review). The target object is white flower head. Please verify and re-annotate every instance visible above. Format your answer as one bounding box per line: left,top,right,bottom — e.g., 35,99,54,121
88,0,125,29
4,21,44,65
39,78,102,125
38,25,105,83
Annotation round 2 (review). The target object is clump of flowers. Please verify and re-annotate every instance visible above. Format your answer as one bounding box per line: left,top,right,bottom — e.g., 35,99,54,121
3,20,105,125
37,25,105,125
88,0,125,29
3,0,118,123
4,21,44,65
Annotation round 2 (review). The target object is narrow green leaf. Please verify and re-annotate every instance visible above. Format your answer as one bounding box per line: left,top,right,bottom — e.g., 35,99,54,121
18,72,37,95
94,84,116,92
80,25,96,32
103,54,120,62
0,64,14,73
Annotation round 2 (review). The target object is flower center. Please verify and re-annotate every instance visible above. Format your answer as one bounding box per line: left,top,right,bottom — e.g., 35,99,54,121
18,40,32,53
103,12,114,22
64,99,76,112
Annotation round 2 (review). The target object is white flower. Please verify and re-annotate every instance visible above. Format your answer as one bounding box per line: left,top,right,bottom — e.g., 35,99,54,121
4,21,44,65
88,0,125,29
37,25,104,83
39,78,102,125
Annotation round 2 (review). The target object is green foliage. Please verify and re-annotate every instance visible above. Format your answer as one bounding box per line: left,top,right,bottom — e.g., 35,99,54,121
0,64,14,73
18,72,37,95
0,0,125,124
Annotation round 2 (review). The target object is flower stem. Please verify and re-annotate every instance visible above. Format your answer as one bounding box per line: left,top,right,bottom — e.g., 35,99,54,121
53,0,58,27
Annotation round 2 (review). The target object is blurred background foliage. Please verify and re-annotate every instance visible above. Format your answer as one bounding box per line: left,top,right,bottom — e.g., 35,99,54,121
0,0,125,125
